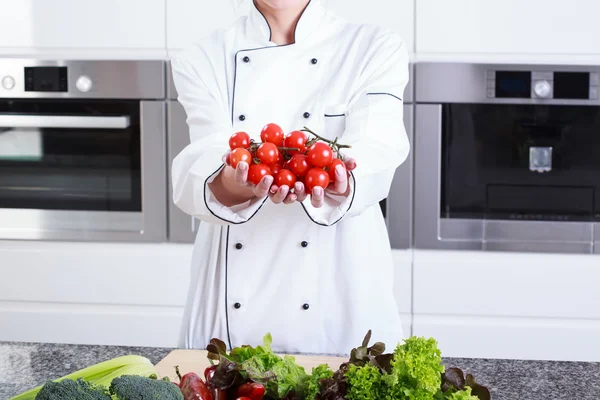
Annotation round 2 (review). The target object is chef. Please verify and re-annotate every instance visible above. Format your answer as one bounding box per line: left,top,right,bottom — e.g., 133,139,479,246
171,0,410,354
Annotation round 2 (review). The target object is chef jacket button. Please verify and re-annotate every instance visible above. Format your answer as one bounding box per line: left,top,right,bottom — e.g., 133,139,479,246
311,58,318,65
235,243,243,250
239,114,246,121
303,112,311,119
234,302,241,309
301,241,308,248
302,303,310,310
243,56,250,63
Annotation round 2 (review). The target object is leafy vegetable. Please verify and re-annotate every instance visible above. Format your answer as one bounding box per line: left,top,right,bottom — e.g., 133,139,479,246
441,367,491,400
109,374,184,400
34,378,111,400
304,365,334,400
344,364,383,400
207,333,310,399
384,336,445,399
444,386,480,400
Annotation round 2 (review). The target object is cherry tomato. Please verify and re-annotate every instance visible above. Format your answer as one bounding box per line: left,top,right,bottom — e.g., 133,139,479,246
305,168,330,192
288,154,311,177
327,158,346,182
257,142,279,165
284,130,307,155
307,141,334,168
230,148,252,169
275,169,297,188
271,163,283,176
248,163,272,185
260,123,284,146
229,131,251,150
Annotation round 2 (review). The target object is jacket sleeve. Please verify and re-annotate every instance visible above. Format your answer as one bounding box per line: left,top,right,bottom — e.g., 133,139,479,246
301,32,410,226
170,54,268,225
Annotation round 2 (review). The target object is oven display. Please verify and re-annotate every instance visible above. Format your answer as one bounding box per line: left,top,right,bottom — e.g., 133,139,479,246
554,72,590,99
25,67,68,92
495,71,531,98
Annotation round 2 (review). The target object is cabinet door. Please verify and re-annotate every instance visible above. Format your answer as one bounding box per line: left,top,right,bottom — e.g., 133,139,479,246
326,0,414,53
1,0,165,49
167,0,243,51
392,249,412,336
416,0,600,55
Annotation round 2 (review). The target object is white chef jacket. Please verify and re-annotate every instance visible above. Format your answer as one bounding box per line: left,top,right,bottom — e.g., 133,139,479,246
171,0,410,355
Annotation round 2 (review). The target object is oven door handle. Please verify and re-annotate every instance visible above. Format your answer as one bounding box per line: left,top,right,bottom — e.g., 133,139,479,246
0,115,131,129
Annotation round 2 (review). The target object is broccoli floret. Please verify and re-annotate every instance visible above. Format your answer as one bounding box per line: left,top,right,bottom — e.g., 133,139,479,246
34,378,111,400
109,374,183,400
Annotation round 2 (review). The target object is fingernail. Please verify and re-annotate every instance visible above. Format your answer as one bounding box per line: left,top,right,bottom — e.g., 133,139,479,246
280,185,289,193
265,176,274,186
336,164,345,175
270,186,277,194
239,162,247,171
295,182,302,192
313,187,323,196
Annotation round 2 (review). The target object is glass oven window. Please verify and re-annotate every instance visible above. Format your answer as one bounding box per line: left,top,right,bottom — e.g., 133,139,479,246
0,100,141,212
441,104,600,222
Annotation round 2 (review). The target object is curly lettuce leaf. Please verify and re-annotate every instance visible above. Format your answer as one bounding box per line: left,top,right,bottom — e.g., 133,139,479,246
304,364,334,400
444,386,479,400
345,364,384,400
382,336,445,400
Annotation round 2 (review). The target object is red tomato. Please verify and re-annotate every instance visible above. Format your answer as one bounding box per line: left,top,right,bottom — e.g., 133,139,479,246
257,142,278,165
270,163,282,176
229,131,251,150
305,168,330,192
288,154,311,177
307,141,334,168
327,158,346,182
284,130,307,155
275,169,297,188
248,164,272,185
230,148,252,169
260,123,284,146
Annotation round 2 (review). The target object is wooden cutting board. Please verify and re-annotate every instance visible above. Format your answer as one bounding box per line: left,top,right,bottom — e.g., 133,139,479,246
155,350,347,384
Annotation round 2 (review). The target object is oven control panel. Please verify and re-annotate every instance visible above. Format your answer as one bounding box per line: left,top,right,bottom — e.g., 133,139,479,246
486,69,599,100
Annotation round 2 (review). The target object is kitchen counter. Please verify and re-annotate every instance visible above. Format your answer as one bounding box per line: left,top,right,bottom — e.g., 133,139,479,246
1,341,599,400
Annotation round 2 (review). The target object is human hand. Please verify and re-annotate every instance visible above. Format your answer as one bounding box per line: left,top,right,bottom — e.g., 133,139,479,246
220,152,273,201
294,157,356,208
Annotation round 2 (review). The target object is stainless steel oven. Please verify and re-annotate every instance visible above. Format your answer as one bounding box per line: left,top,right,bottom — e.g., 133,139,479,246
414,62,600,254
166,62,415,247
0,59,167,242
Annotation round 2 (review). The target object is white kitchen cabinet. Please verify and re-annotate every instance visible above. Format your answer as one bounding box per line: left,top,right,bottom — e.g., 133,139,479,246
0,0,165,50
167,0,244,52
326,0,414,53
412,249,600,362
392,249,413,336
416,0,600,56
0,241,193,347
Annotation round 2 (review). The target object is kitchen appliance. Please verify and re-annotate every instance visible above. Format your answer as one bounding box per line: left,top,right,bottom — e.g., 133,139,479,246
414,62,600,254
0,59,167,242
166,62,415,247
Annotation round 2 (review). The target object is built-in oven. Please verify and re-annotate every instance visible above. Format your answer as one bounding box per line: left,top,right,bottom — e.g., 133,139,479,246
166,62,415,247
414,62,600,254
0,59,167,242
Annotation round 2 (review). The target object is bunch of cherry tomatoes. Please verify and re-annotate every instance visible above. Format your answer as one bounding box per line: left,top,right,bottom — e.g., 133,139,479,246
228,123,351,193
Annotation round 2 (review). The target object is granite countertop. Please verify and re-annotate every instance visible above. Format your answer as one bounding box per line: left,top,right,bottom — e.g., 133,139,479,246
1,341,599,400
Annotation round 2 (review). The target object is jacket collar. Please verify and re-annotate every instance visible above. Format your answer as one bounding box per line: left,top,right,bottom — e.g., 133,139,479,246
248,0,325,45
